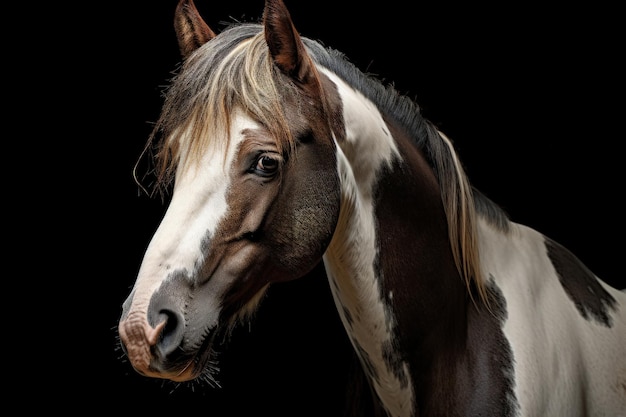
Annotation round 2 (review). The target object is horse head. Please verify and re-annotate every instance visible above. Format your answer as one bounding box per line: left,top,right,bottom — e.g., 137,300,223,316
118,0,342,382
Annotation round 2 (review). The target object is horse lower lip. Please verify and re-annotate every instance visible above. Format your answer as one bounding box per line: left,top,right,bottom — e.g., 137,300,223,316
170,361,198,381
142,369,196,382
134,356,199,382
166,326,219,382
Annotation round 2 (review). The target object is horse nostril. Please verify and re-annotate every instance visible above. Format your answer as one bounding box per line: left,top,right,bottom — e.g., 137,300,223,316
153,309,185,359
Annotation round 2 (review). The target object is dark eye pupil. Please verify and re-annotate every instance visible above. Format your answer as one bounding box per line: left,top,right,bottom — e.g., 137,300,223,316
260,156,277,170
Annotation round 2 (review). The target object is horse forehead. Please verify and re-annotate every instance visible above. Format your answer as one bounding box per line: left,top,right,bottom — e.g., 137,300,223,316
176,111,260,184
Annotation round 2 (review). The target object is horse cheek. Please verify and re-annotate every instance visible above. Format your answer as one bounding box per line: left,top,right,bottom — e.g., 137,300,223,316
273,165,340,279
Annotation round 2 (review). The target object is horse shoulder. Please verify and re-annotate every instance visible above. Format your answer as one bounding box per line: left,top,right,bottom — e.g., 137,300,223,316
475,218,626,414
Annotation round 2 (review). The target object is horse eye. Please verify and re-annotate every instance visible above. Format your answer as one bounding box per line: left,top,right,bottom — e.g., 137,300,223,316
254,155,279,176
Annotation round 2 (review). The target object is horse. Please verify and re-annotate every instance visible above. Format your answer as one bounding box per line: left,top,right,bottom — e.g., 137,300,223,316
118,0,626,415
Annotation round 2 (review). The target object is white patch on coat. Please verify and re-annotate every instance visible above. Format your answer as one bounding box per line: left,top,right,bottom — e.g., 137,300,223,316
126,110,262,320
477,218,626,416
320,69,414,417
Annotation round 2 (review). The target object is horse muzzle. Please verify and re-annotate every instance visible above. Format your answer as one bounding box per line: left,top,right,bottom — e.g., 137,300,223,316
118,310,205,382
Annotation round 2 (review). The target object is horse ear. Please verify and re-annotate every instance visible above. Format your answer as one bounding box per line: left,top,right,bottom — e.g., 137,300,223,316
263,0,315,83
174,0,217,60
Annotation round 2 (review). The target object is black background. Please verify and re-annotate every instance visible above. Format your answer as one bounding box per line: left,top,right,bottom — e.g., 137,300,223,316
65,0,624,414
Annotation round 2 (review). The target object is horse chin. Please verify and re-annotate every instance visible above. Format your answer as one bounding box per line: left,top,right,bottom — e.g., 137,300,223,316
170,299,261,384
131,280,272,383
163,324,223,383
166,361,203,382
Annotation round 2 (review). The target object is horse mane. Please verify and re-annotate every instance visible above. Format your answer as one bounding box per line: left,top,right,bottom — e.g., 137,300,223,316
139,21,511,305
305,37,511,304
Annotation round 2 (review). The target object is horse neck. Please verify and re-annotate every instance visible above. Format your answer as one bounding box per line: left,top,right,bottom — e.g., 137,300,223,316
322,71,471,417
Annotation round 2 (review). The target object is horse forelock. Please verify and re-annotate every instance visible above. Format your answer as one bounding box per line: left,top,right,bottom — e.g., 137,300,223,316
140,23,296,195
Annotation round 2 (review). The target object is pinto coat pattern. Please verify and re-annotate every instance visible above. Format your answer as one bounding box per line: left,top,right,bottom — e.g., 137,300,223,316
118,1,626,415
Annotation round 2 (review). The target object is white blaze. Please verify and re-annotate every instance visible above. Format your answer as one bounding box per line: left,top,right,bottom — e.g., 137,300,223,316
127,111,261,316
